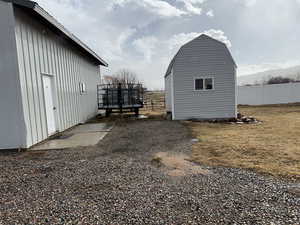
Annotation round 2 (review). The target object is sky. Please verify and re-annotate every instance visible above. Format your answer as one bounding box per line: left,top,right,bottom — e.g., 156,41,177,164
35,0,300,90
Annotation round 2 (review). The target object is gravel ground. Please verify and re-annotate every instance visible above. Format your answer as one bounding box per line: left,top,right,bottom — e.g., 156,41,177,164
0,119,299,225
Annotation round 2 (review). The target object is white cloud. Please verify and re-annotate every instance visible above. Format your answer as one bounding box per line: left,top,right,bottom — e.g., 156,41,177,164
110,28,137,60
168,32,201,51
206,9,214,17
183,2,202,15
133,36,159,62
235,0,257,7
109,0,187,17
109,0,210,17
133,29,231,65
203,29,232,47
177,0,207,15
168,29,231,54
142,0,187,17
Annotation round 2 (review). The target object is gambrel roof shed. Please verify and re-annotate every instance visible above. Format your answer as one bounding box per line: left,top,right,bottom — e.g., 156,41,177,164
164,34,237,120
165,34,236,77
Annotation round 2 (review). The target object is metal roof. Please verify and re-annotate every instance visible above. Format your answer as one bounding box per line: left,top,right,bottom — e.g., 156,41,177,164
165,34,237,78
2,0,108,67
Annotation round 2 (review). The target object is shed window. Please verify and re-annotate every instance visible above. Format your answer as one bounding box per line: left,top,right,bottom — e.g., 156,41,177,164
194,78,214,90
205,78,213,90
195,78,203,90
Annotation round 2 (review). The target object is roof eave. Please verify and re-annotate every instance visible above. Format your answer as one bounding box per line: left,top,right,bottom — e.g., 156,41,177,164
3,0,108,67
33,5,108,67
164,72,171,78
2,0,36,8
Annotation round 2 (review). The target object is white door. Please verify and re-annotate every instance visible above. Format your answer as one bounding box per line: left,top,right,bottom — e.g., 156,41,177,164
43,75,56,135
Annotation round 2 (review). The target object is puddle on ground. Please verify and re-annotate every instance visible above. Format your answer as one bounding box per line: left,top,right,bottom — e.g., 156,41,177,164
152,152,210,177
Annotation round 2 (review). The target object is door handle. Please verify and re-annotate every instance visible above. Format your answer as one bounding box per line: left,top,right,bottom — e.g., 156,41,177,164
53,107,57,110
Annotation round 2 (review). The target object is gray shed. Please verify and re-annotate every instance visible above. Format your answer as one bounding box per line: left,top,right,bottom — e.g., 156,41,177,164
0,0,108,149
165,34,237,120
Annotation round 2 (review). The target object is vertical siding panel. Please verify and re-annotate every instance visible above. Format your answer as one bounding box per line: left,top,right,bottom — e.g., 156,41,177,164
69,51,77,124
75,55,81,123
73,53,79,123
79,58,84,120
52,41,63,131
67,49,74,126
74,54,81,123
26,22,40,143
58,45,66,130
40,29,51,134
60,47,68,130
66,49,74,125
48,36,55,76
63,47,70,130
48,40,56,121
71,52,79,124
54,45,62,130
69,50,76,126
37,30,49,138
56,46,64,130
44,32,50,74
35,29,47,140
49,39,60,130
29,25,44,142
63,48,70,126
22,23,36,145
15,19,33,147
39,27,46,74
83,59,88,120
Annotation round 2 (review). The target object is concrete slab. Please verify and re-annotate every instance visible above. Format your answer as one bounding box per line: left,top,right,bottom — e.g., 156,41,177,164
30,123,112,151
65,123,113,134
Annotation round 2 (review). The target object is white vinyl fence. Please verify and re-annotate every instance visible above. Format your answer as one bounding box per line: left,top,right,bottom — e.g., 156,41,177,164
238,83,300,105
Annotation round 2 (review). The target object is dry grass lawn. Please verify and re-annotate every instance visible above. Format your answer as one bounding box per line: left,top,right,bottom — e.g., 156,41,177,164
189,104,300,180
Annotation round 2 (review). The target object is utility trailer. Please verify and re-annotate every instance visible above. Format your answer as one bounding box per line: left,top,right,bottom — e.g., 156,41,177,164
97,83,144,116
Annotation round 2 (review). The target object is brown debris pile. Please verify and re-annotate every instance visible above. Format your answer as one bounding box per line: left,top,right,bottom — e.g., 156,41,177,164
232,112,261,124
207,113,261,124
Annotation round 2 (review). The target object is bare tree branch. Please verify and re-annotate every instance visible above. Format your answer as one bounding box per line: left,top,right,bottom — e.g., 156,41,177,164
103,69,144,88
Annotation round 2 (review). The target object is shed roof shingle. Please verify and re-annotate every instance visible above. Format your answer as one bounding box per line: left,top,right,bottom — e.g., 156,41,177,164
164,34,236,78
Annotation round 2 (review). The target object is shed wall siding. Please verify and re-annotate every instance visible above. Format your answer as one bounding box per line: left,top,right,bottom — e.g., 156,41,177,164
165,72,172,112
0,2,26,149
14,8,101,148
173,36,236,120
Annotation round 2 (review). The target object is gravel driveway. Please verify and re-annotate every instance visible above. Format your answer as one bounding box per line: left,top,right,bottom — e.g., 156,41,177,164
0,120,299,225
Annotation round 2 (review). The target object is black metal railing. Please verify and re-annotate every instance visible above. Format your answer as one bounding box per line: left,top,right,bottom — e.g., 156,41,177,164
97,83,144,109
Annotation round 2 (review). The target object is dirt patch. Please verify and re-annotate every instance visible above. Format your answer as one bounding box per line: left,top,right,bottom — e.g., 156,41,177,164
153,152,210,177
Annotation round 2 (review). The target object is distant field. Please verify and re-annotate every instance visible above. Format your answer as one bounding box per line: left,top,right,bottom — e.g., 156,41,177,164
142,91,165,113
189,104,300,180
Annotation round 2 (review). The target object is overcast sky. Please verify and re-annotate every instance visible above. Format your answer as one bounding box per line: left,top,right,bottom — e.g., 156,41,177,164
35,0,300,89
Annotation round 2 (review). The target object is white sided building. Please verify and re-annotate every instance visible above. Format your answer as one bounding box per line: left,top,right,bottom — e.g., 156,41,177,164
165,34,237,120
0,0,108,149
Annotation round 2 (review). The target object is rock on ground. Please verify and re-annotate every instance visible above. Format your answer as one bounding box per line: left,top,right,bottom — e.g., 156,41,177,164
0,120,299,225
